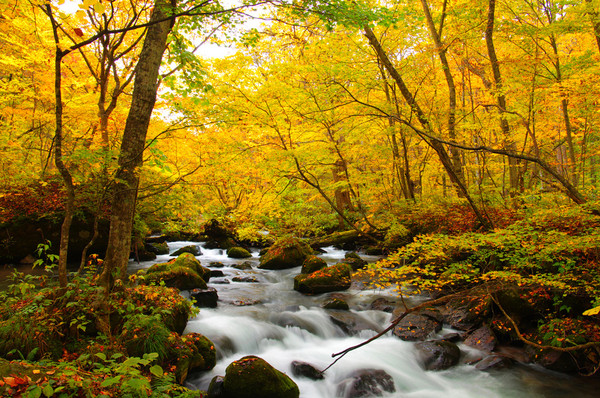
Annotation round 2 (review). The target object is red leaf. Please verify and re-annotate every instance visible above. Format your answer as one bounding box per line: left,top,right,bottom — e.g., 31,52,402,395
74,28,84,37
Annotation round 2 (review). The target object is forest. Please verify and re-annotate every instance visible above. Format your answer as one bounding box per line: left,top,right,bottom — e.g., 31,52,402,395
1,0,600,396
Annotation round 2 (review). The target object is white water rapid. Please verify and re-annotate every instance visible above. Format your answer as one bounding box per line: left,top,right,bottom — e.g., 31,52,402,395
129,241,600,398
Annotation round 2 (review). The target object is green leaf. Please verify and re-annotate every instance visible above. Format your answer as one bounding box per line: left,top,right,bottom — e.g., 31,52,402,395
149,364,164,377
95,352,107,361
100,376,121,388
42,384,54,398
26,386,42,398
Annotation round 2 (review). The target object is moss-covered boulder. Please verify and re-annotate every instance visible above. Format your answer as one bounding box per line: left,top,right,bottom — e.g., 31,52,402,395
322,298,349,310
344,252,367,271
146,241,169,255
294,263,352,295
221,355,299,398
300,255,327,274
171,244,201,256
175,333,217,383
259,238,313,270
144,252,210,290
227,246,252,259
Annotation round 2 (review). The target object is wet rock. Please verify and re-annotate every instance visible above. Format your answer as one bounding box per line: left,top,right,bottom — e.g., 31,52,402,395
336,369,395,398
369,298,395,313
145,241,169,255
210,262,225,268
144,253,209,290
414,340,461,371
227,246,252,259
232,276,259,283
211,270,225,277
136,248,156,261
207,375,226,398
294,263,352,295
232,299,262,306
496,345,531,363
474,355,513,371
393,314,442,341
323,298,349,310
259,238,313,270
175,333,216,383
301,255,327,274
440,332,463,343
329,311,381,336
291,360,324,380
443,305,479,331
212,279,231,284
344,252,367,271
364,246,384,255
532,349,579,373
233,262,253,270
221,355,299,398
171,244,201,256
464,325,497,352
190,287,218,308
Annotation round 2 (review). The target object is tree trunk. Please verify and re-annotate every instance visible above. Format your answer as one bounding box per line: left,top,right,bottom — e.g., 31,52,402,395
419,0,465,187
101,0,175,290
46,5,75,289
485,0,521,196
363,25,493,230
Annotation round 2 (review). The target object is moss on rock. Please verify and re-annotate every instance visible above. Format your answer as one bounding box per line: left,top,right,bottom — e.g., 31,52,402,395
222,355,299,398
259,238,313,270
144,252,210,290
227,246,252,259
294,263,352,295
300,255,327,274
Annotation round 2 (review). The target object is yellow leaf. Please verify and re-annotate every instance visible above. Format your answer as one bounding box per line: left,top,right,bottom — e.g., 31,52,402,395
583,306,600,316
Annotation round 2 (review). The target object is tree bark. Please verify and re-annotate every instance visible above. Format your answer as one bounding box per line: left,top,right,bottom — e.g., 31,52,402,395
101,0,175,290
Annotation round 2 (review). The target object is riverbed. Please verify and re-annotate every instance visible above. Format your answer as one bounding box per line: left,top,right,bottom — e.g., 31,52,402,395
128,241,600,398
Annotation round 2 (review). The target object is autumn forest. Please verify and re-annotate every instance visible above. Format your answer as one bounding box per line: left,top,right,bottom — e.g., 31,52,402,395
2,0,600,396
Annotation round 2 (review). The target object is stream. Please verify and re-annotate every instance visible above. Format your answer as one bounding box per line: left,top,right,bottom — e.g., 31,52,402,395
129,241,600,398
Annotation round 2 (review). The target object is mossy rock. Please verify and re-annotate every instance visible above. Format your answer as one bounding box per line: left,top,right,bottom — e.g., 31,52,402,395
121,314,172,361
301,255,327,274
344,252,367,271
144,266,207,291
259,238,313,270
294,263,352,295
323,298,349,310
146,241,169,255
175,333,217,383
145,252,211,288
227,246,252,259
222,355,299,398
171,245,201,256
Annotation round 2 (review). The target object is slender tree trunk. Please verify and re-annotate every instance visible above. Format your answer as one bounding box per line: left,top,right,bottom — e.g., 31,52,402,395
101,0,175,290
485,0,521,195
419,0,465,186
364,26,493,230
46,5,75,289
585,0,600,54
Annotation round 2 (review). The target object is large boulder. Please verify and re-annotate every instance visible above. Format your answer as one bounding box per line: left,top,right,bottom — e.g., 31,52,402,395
259,238,313,270
214,355,299,398
301,255,327,274
414,340,461,371
175,333,217,383
336,369,395,398
171,244,201,256
393,313,442,341
144,252,210,290
145,241,169,255
464,325,497,352
227,246,252,259
293,263,352,295
344,252,367,271
190,287,219,308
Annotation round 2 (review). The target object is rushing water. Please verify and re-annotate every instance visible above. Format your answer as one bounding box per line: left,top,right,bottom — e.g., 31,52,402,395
129,241,600,398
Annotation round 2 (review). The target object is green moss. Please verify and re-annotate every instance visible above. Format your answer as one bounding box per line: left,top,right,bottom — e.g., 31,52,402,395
144,253,210,289
300,255,327,274
294,263,352,295
227,246,253,259
222,355,299,398
259,238,313,270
